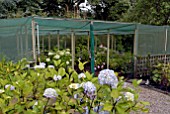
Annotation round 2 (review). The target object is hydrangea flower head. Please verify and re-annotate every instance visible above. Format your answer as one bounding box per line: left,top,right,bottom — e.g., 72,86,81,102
48,52,55,56
66,61,70,65
82,81,96,99
98,69,118,88
124,92,134,101
78,73,86,79
69,83,81,89
0,89,4,94
46,58,50,62
43,88,58,99
54,54,60,59
48,65,55,69
5,84,15,90
53,75,62,81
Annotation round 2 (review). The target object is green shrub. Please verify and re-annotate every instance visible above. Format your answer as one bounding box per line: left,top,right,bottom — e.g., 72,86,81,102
0,58,149,113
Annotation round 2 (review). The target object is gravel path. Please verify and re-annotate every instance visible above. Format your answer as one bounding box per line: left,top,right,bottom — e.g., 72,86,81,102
130,83,170,114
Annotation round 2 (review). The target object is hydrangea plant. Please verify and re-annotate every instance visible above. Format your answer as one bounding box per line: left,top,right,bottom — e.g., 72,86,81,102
0,58,149,114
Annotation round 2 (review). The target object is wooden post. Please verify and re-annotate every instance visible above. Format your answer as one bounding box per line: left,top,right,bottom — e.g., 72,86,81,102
107,31,110,69
71,31,75,69
164,27,168,64
133,26,138,77
31,19,37,63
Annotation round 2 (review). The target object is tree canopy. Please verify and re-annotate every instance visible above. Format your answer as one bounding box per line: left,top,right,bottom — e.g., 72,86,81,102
0,0,169,25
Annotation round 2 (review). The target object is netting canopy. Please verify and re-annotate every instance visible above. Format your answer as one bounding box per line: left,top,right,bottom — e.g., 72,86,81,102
0,16,170,63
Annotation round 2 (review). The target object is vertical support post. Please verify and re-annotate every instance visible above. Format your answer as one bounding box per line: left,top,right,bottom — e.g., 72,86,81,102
111,35,113,50
31,19,37,63
164,27,168,64
133,26,138,77
57,30,60,50
107,30,110,69
71,31,75,69
36,23,40,63
48,33,51,50
90,22,95,74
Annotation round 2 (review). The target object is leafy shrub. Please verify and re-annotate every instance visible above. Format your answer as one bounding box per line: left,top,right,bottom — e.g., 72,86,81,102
152,63,170,89
0,58,149,113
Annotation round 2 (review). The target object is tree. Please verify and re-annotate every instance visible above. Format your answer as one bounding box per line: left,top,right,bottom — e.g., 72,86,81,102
122,0,170,25
90,0,130,21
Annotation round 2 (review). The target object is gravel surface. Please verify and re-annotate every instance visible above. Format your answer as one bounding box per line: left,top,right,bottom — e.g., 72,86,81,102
128,83,170,114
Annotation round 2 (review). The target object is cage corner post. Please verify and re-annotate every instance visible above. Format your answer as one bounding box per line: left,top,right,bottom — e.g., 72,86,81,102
133,25,138,78
31,18,37,64
90,21,95,75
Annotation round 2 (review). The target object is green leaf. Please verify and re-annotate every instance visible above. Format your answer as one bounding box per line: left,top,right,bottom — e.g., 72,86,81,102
137,79,142,85
103,103,113,111
91,77,98,83
85,71,92,80
58,67,66,76
78,61,84,71
111,89,119,98
53,60,61,67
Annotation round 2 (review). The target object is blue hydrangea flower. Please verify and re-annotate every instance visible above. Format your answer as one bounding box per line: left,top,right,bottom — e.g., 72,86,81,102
43,88,58,99
82,81,96,99
98,69,118,88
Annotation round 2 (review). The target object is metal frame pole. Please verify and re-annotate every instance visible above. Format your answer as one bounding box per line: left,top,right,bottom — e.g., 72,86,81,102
90,21,95,74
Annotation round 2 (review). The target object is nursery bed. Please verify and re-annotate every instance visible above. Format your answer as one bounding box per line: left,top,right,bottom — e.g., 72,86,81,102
127,82,170,114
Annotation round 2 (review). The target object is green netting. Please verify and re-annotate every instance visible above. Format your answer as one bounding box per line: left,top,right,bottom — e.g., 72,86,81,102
136,25,170,56
0,17,32,61
0,16,170,62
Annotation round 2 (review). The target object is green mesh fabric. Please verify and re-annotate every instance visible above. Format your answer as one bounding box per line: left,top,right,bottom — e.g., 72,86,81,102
0,16,170,61
136,25,170,56
0,17,32,61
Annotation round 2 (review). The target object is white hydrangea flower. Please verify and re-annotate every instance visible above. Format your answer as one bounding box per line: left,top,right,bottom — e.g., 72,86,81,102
54,54,60,59
69,83,81,89
5,84,15,90
34,65,45,69
66,61,70,65
46,58,50,62
48,65,55,69
83,81,96,99
48,52,55,56
98,69,118,88
124,92,134,102
43,88,58,99
53,75,62,81
0,89,4,94
65,51,70,55
59,51,64,56
78,73,86,79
